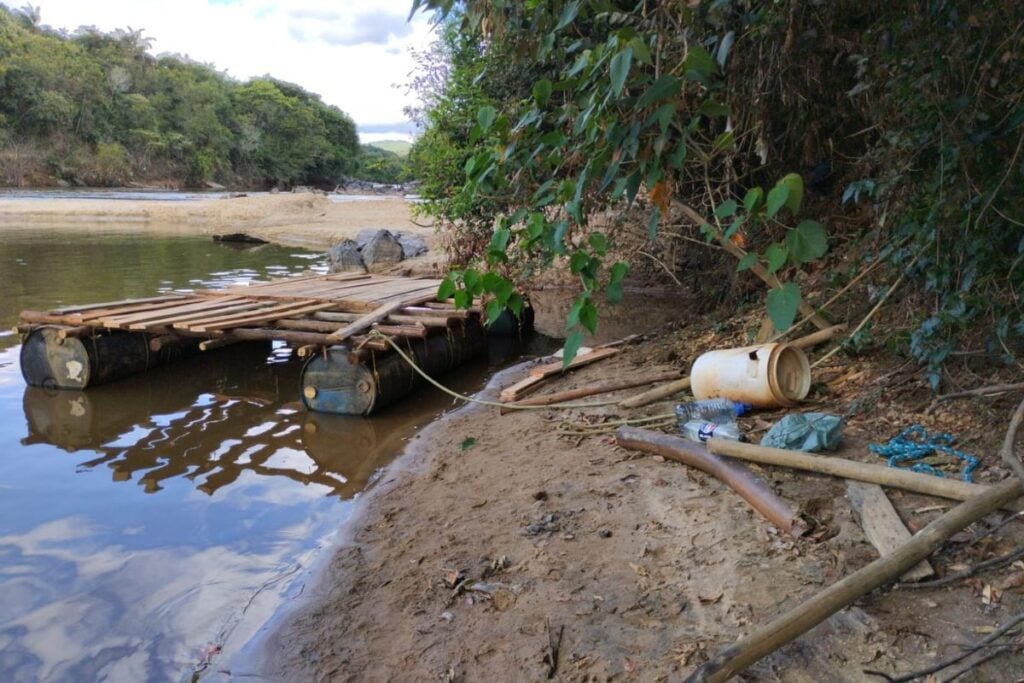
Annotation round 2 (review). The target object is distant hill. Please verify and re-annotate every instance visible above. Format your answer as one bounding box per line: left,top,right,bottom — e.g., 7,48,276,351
369,140,412,157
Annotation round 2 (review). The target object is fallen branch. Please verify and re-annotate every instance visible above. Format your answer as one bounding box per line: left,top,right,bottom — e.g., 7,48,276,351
864,611,1024,682
901,544,1024,589
619,376,691,409
685,400,1024,682
936,382,1024,402
1001,397,1024,485
614,427,808,537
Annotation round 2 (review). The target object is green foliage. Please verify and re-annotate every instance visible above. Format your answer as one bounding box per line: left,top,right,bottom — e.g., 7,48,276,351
0,7,358,187
357,144,411,184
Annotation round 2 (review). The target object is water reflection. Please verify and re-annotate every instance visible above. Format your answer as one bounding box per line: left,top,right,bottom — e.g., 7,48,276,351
20,343,475,500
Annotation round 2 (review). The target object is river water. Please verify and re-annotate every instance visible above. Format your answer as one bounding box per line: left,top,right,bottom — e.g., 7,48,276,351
0,226,504,682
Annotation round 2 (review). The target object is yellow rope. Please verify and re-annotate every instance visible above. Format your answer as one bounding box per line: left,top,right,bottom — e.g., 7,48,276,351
369,331,623,411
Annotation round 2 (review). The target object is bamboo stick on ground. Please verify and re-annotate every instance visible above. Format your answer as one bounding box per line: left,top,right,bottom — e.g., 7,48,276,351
501,370,682,413
706,439,1022,510
685,476,1024,682
619,377,691,408
614,427,807,537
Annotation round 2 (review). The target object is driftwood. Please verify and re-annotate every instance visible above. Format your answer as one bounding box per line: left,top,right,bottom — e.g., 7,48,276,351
707,439,1021,510
499,348,620,403
845,481,934,581
502,370,681,412
614,427,807,537
686,399,1024,682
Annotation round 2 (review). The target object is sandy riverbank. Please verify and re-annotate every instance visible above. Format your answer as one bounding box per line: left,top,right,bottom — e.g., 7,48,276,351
0,193,435,252
247,317,1024,681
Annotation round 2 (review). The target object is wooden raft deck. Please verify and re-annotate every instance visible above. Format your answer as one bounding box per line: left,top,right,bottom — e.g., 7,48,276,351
18,273,475,354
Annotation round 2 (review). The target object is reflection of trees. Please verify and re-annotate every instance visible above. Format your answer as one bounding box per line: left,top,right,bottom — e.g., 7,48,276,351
20,343,410,498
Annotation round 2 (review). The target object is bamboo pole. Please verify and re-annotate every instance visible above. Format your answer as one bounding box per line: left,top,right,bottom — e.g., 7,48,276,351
705,439,1021,509
788,324,847,349
620,377,691,408
615,427,807,537
502,370,682,412
686,477,1024,682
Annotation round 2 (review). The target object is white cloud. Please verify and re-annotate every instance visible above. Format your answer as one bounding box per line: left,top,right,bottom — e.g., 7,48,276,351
29,0,435,142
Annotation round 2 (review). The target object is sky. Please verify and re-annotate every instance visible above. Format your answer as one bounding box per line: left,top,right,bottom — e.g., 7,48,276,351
26,0,436,142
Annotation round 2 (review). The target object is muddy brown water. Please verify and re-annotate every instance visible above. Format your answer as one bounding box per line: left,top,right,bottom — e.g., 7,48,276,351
0,225,548,682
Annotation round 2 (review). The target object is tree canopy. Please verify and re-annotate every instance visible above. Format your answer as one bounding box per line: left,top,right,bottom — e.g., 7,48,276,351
0,4,359,188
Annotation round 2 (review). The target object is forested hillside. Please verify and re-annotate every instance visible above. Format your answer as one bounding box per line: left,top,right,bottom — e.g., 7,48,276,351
0,4,359,188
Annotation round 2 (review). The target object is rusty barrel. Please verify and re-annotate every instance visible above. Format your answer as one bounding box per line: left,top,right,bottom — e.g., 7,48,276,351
300,319,487,416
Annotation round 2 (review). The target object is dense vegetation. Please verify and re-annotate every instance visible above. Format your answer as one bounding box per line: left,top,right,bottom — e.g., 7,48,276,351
0,4,360,188
358,143,412,185
410,1,1023,382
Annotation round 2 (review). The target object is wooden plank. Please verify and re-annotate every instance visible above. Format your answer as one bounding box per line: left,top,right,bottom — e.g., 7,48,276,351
69,296,209,322
325,293,439,343
102,296,251,327
122,302,266,329
499,348,622,403
529,347,619,379
372,323,428,338
187,302,337,332
49,294,191,315
846,481,935,582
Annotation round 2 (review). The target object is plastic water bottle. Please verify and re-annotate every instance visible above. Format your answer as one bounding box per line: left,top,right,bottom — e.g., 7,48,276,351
674,399,752,423
681,420,742,444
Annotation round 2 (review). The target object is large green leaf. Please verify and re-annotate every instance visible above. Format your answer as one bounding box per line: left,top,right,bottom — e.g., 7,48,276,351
477,105,496,133
532,79,553,107
555,1,579,30
764,242,788,274
609,47,632,97
777,172,804,213
785,220,829,264
765,185,789,218
636,75,681,107
682,44,716,83
766,283,801,331
562,330,584,368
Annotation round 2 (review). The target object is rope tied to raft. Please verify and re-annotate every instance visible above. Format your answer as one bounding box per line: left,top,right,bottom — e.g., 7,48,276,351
365,330,624,411
869,424,980,482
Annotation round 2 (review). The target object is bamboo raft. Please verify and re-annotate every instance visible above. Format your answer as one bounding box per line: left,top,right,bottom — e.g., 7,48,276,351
17,273,513,415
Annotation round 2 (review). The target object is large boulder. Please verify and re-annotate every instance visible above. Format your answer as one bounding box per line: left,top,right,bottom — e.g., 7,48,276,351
327,239,366,273
355,228,381,249
361,230,404,269
395,232,429,258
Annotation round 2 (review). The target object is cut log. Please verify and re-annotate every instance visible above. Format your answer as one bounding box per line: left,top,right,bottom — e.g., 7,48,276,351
846,481,935,581
615,427,807,537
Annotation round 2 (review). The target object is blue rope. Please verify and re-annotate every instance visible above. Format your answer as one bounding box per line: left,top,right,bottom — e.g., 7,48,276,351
869,424,980,483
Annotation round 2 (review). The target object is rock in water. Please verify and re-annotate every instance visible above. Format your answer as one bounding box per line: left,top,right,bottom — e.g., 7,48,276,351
396,232,429,258
362,230,404,269
327,239,366,273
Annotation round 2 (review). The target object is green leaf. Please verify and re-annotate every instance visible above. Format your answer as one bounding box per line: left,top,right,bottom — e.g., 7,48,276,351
454,289,471,309
606,281,624,303
493,278,515,305
570,251,589,274
609,261,629,284
737,252,758,272
682,44,716,83
765,243,788,274
437,278,456,301
588,232,608,256
562,330,584,369
533,79,553,107
785,220,828,264
699,99,731,118
777,172,804,213
459,437,476,451
485,299,503,325
765,185,790,218
579,301,598,334
647,205,661,241
712,130,734,151
714,199,738,219
765,282,801,331
609,47,632,97
463,268,481,294
555,1,579,30
477,105,496,133
507,292,524,316
566,296,585,328
636,75,681,107
743,187,763,212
